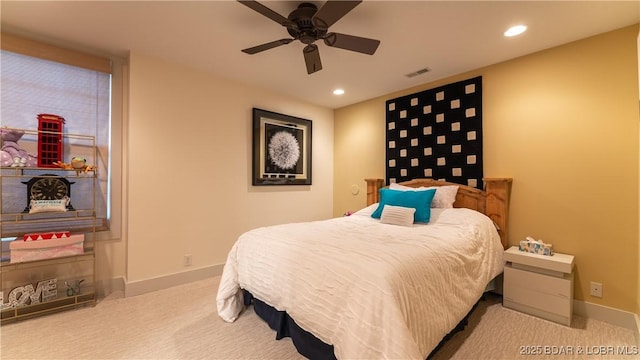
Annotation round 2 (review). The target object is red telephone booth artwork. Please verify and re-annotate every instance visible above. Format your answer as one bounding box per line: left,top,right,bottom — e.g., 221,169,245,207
37,114,65,168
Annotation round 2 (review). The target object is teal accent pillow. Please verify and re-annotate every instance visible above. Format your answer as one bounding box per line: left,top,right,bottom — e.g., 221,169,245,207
371,188,436,223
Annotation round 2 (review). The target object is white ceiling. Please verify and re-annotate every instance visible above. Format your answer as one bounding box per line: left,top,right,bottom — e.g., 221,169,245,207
1,1,639,109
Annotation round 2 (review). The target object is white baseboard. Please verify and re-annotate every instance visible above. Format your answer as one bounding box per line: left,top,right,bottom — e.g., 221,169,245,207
635,313,640,346
574,299,640,338
124,264,224,298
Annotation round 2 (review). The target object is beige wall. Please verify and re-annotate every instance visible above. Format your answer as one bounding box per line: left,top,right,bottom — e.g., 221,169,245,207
126,52,334,284
334,25,640,312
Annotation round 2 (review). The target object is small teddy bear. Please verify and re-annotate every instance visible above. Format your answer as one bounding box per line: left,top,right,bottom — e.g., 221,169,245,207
0,128,29,167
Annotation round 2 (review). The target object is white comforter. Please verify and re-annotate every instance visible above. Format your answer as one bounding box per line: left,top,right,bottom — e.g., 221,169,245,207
217,205,504,359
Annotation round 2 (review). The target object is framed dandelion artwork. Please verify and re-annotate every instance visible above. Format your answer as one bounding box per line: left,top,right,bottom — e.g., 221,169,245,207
252,108,312,185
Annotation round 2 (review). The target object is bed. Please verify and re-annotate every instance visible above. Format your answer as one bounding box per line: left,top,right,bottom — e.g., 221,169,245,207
217,178,512,359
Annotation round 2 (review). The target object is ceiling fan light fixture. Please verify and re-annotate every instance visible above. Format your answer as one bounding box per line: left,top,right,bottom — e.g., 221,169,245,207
238,0,380,75
333,88,345,95
504,25,527,37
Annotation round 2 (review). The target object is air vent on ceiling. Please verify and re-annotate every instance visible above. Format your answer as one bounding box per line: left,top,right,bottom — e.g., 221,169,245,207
405,68,430,78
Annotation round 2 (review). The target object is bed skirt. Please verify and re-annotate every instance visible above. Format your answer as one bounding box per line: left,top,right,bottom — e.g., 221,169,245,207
243,290,336,360
243,290,481,360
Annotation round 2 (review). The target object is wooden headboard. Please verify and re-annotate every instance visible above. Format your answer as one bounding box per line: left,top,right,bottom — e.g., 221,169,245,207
365,178,513,249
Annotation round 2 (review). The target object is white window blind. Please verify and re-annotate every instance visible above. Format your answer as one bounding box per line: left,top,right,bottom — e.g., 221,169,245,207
1,48,111,233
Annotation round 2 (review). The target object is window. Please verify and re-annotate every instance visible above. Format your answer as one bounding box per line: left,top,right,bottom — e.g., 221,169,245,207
1,33,113,235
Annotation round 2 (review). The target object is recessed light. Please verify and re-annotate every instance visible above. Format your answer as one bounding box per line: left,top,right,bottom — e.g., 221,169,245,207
504,25,527,37
333,88,345,95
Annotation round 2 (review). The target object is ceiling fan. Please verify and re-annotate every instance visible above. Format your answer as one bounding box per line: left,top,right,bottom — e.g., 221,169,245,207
238,0,381,74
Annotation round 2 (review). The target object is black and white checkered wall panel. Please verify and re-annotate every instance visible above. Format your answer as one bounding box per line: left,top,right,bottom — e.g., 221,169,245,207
385,76,483,188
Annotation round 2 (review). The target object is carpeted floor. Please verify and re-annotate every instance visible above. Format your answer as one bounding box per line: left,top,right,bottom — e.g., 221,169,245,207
1,276,638,360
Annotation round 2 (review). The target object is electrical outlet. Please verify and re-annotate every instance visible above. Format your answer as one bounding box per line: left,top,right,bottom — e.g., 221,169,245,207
183,254,192,267
590,281,602,298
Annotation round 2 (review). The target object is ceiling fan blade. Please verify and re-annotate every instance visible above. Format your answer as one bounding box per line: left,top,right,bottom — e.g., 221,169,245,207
241,39,294,54
312,0,362,30
237,0,290,26
323,32,380,55
303,44,322,74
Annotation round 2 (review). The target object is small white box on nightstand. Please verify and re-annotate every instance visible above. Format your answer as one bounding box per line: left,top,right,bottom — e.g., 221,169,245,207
503,246,575,326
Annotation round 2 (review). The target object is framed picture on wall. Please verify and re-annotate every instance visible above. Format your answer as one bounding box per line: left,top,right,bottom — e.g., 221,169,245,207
252,108,312,186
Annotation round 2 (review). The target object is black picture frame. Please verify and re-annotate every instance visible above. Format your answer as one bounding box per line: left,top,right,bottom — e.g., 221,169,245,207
252,108,312,186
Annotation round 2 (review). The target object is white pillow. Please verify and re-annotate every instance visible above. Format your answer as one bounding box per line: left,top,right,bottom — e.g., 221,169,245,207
380,205,415,227
430,185,459,208
389,183,459,208
29,197,70,214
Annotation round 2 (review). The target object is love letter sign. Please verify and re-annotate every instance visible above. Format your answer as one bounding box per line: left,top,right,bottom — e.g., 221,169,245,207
0,278,57,309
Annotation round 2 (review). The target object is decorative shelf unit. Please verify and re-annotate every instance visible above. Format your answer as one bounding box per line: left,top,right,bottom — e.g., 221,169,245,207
1,128,97,324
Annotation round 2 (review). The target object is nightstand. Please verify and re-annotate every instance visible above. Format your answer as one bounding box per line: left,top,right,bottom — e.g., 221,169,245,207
503,246,575,326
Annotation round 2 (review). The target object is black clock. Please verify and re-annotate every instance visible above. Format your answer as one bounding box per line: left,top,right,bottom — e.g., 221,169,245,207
22,175,75,212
